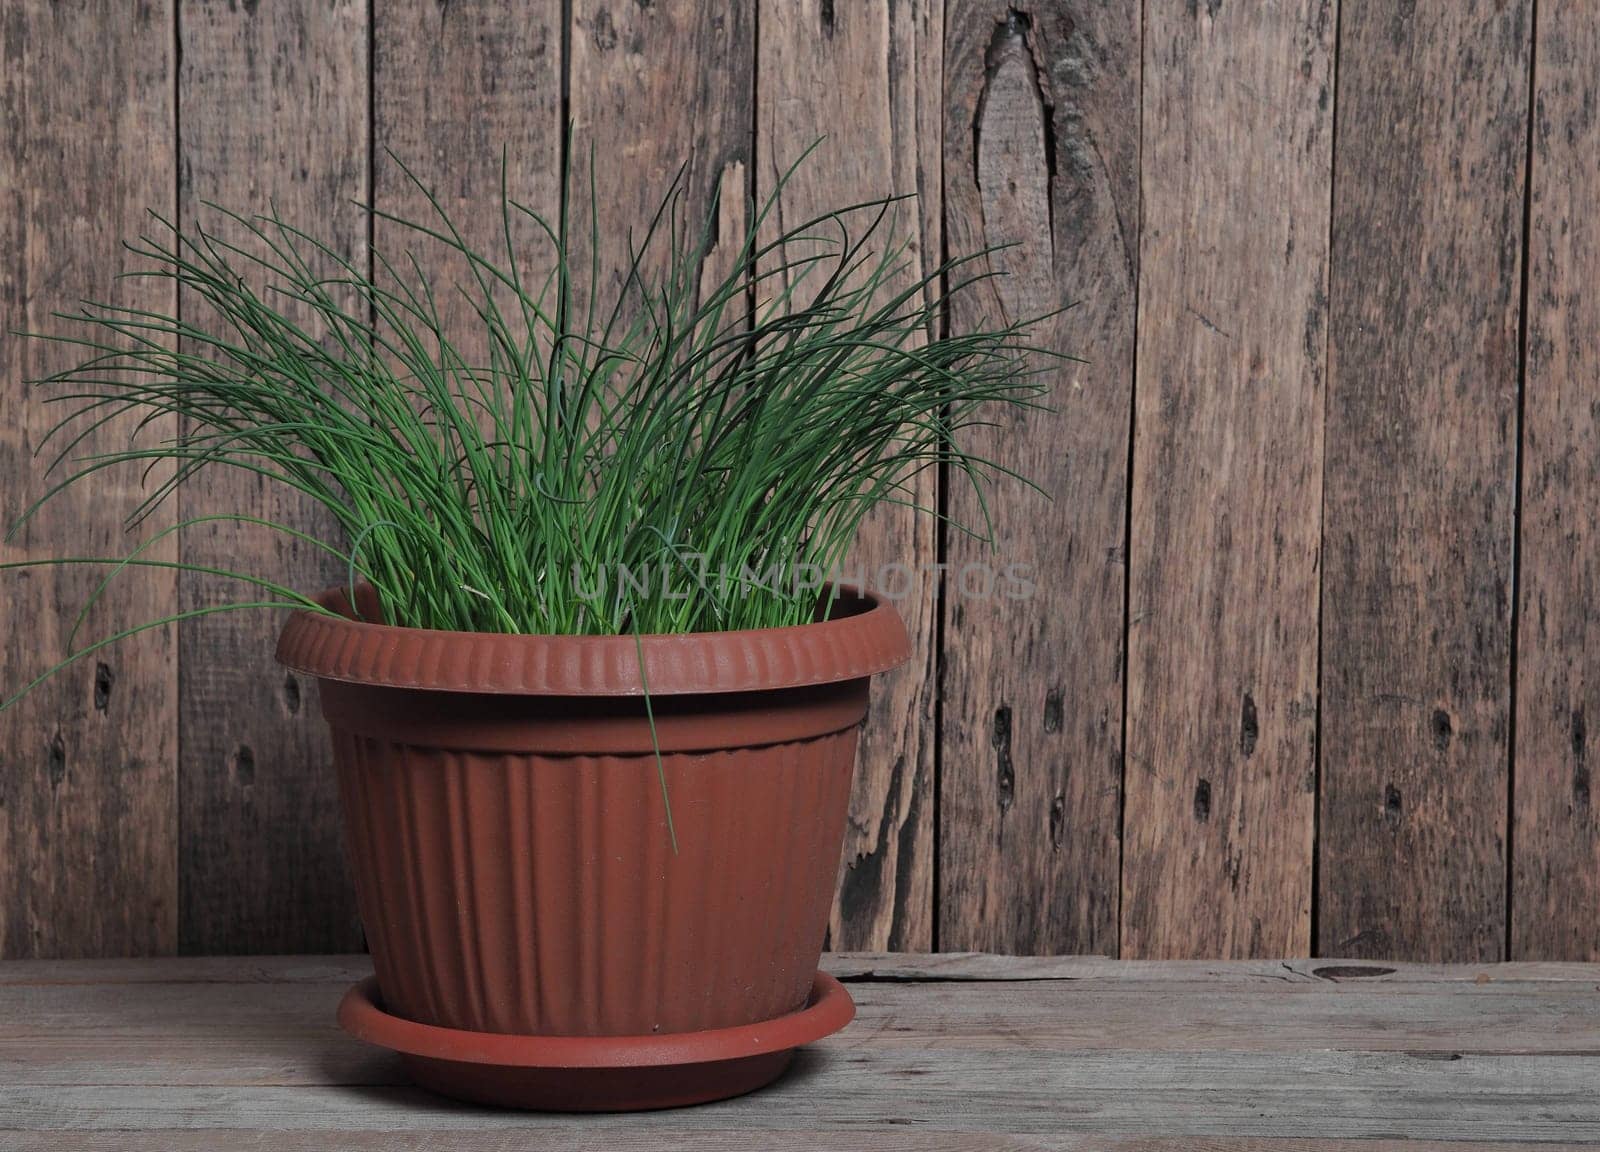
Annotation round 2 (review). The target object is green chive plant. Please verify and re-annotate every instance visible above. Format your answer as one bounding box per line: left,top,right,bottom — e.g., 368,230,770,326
4,149,1052,707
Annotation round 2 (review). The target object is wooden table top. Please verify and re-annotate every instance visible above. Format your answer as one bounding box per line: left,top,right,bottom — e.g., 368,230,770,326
4,952,1599,1149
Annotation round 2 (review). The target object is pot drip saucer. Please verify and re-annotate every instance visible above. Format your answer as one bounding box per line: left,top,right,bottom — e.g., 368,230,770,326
337,971,855,1111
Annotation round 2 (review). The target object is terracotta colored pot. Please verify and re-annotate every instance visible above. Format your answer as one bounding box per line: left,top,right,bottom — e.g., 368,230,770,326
276,585,908,1049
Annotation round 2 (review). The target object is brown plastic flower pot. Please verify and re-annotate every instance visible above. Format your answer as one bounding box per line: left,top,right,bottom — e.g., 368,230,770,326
276,583,909,1110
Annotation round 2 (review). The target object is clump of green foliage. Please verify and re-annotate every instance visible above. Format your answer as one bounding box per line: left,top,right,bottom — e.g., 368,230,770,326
5,149,1051,702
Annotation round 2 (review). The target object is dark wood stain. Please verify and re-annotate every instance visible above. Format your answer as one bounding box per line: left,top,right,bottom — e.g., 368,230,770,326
1311,963,1397,980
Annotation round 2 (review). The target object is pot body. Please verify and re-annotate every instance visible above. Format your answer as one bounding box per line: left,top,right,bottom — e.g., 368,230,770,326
322,678,864,1036
278,583,910,1039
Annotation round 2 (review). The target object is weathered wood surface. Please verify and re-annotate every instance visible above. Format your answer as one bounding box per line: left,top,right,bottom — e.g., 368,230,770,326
2,1142,1589,1152
3,1141,1592,1152
1319,0,1531,962
756,0,940,952
12,947,1600,984
175,0,366,954
1121,0,1334,958
373,0,563,363
1512,2,1600,960
0,0,1589,966
0,0,179,959
568,0,752,320
4,955,1600,1148
939,2,1138,956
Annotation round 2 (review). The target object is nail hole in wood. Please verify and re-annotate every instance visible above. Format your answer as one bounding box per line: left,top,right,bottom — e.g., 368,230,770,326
1043,689,1063,734
46,730,66,788
1431,708,1453,750
1384,784,1402,826
233,744,256,786
992,706,1015,812
93,662,114,712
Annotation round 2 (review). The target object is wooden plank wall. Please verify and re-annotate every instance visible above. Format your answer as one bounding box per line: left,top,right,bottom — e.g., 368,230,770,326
1122,0,1332,958
176,0,367,955
1319,0,1531,963
1514,0,1600,960
0,0,178,959
756,0,941,952
941,1,1135,955
1,0,1595,963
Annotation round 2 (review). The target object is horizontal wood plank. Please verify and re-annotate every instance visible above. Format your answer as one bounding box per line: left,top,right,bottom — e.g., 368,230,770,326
5,1139,1593,1152
7,980,1600,1091
4,1053,1598,1141
3,955,1600,1145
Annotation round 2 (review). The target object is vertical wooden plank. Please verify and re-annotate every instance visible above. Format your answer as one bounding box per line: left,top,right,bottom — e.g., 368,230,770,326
568,1,754,318
1320,0,1530,962
939,1,1138,955
1121,0,1334,958
0,1,178,959
177,0,367,953
373,5,563,386
1512,4,1599,960
757,0,941,950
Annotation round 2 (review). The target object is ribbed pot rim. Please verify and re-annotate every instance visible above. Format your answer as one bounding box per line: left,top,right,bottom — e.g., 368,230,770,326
275,582,911,697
